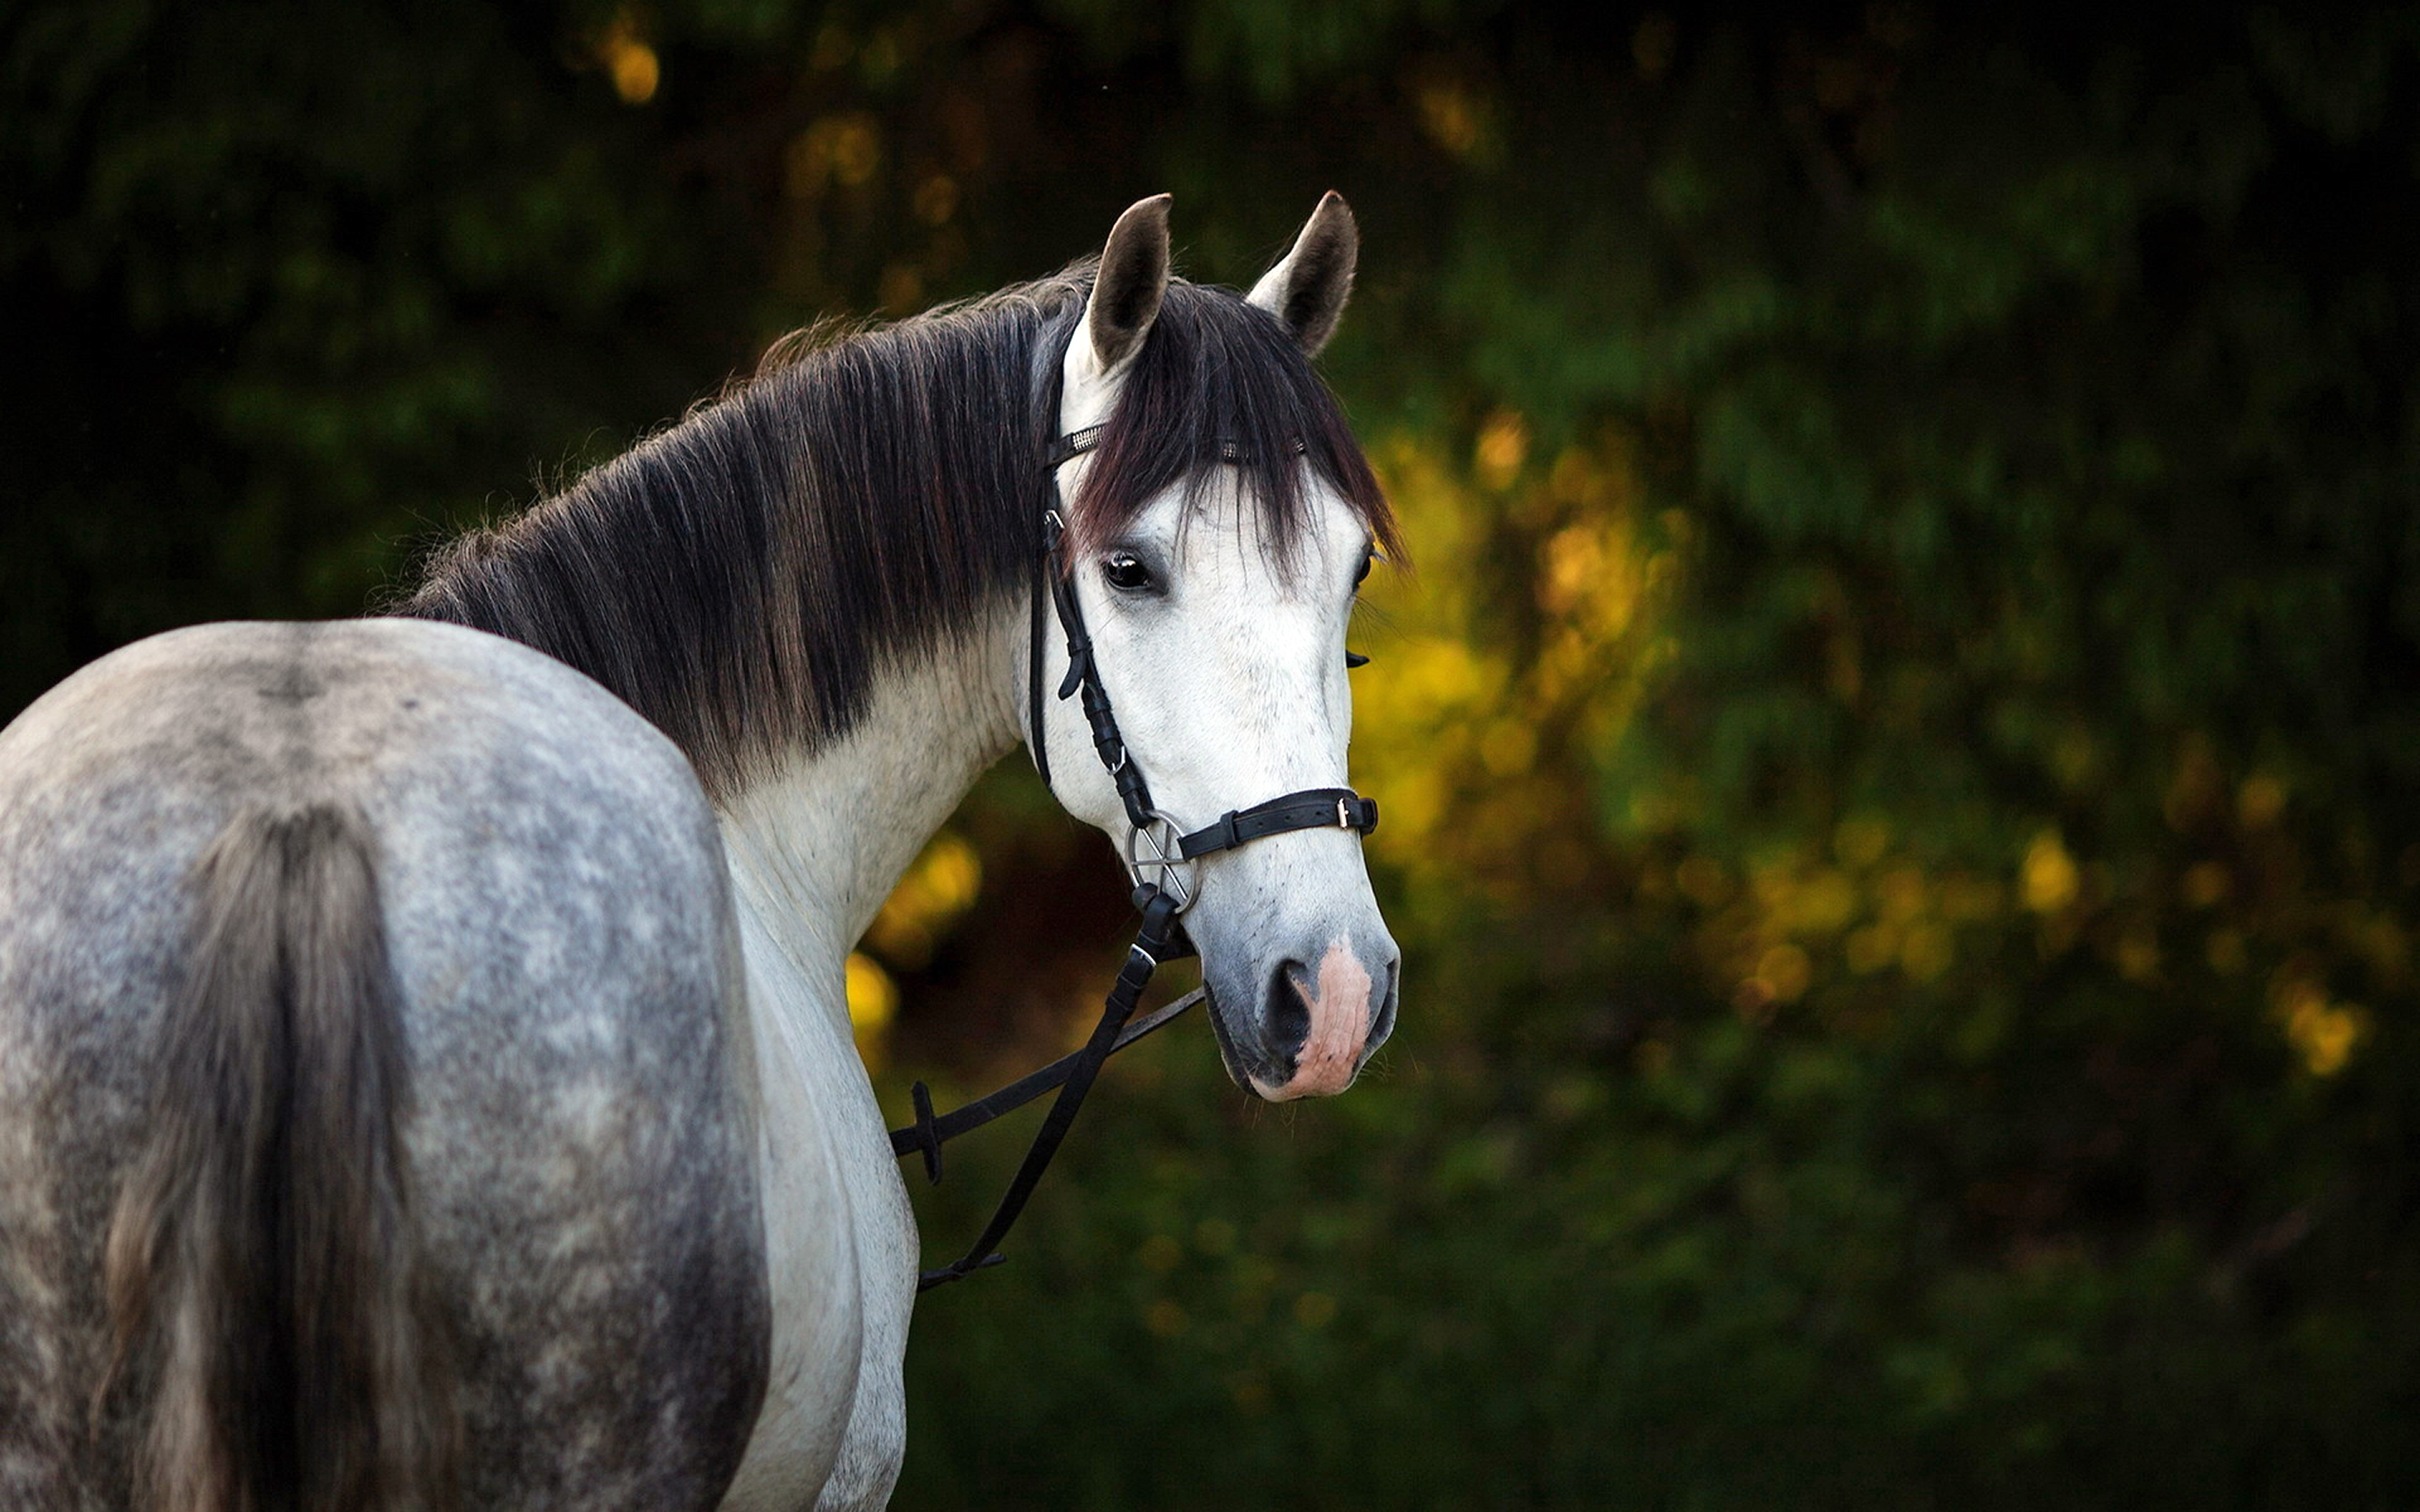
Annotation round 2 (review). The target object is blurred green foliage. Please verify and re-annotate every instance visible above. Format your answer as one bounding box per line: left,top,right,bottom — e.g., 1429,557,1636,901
7,2,2419,1505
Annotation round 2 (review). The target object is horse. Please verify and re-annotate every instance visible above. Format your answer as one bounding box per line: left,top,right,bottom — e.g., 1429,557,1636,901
0,192,1403,1511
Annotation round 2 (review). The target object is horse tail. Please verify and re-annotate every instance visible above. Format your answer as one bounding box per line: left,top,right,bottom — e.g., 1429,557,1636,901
98,801,459,1512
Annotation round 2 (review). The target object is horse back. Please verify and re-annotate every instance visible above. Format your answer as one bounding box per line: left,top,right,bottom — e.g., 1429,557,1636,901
0,619,770,1510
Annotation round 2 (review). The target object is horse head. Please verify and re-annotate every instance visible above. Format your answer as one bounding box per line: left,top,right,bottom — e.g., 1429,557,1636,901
1034,193,1402,1102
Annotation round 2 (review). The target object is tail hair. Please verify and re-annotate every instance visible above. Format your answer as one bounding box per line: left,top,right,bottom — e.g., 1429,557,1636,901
97,801,458,1512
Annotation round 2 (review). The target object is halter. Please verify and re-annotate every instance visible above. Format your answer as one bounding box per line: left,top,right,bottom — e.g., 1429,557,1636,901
894,420,1379,1292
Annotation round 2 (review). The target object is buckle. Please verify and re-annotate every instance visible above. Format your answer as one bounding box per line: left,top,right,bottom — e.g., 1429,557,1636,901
1337,797,1352,828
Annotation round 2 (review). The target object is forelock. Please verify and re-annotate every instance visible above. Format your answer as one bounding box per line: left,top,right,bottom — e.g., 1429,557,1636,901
1060,278,1400,573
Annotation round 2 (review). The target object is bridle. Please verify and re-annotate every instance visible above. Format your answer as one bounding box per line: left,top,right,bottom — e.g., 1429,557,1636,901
1027,423,1379,912
892,416,1379,1292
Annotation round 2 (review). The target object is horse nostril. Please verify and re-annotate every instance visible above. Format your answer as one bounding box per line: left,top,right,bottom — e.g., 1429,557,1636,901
1264,959,1312,1067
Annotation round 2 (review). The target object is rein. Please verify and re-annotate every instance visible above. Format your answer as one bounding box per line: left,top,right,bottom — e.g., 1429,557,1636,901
893,423,1378,1292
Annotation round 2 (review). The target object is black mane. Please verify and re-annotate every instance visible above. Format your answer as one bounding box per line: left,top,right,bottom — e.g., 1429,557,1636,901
398,265,1397,796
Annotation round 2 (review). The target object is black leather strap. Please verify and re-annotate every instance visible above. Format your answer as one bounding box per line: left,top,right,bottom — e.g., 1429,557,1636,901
1047,426,1304,469
891,986,1204,1181
913,891,1185,1291
1177,788,1378,859
1046,423,1105,469
1044,507,1162,832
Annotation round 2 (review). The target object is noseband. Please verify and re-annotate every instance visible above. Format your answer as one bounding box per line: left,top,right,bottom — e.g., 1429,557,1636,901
894,421,1379,1292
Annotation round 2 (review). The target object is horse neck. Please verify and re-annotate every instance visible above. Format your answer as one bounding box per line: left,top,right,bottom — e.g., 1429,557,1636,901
714,604,1025,989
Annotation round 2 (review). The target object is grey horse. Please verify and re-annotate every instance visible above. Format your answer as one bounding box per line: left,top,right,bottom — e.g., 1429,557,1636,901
0,195,1402,1510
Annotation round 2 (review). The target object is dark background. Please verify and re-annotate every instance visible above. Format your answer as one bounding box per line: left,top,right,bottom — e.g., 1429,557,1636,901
7,3,2418,1505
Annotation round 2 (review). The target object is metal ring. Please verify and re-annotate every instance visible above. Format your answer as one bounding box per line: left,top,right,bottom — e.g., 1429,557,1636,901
1123,808,1198,912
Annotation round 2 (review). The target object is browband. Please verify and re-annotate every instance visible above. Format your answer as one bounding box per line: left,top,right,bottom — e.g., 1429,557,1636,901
1044,425,1104,469
1044,425,1308,471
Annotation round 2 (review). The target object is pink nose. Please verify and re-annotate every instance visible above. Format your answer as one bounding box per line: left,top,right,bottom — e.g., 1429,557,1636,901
1250,939,1378,1102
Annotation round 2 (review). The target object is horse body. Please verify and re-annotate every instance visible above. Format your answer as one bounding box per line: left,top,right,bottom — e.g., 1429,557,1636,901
715,629,1022,1509
0,625,1006,1512
0,195,1401,1509
0,619,770,1508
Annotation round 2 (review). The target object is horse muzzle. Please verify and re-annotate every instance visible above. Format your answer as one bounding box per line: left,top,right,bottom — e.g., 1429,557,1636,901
1207,934,1399,1101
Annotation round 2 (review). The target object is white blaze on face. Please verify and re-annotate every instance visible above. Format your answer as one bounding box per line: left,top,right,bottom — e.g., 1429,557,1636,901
1251,937,1376,1101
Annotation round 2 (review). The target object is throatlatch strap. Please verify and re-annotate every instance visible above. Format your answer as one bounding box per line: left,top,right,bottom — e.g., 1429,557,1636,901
914,891,1186,1292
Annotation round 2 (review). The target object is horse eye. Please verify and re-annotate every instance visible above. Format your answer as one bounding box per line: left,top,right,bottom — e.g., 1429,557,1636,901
1353,549,1376,588
1103,552,1153,592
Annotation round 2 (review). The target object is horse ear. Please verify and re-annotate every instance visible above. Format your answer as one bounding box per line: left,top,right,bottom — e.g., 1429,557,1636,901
1085,194,1173,374
1248,191,1357,356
